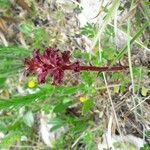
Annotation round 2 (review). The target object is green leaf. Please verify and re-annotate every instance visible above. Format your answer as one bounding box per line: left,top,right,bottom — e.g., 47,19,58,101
81,72,92,86
113,141,137,150
114,86,120,93
19,23,34,36
0,132,20,148
146,130,150,138
7,120,22,131
112,72,122,81
63,98,72,104
50,124,64,132
73,50,82,58
0,77,6,88
102,48,115,61
53,103,66,113
80,23,97,38
0,85,54,109
32,28,48,48
49,118,64,125
141,1,150,23
71,122,87,135
49,118,65,132
83,52,91,62
141,86,148,97
53,100,72,113
82,132,96,150
0,0,11,9
0,122,6,132
43,105,51,114
23,111,34,127
57,86,79,95
140,144,150,150
82,100,93,114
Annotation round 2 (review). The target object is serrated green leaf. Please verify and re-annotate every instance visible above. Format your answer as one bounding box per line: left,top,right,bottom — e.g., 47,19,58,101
73,50,81,58
80,23,97,38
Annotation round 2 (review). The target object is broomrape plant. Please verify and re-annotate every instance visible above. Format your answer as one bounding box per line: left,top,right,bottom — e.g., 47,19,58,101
24,47,128,85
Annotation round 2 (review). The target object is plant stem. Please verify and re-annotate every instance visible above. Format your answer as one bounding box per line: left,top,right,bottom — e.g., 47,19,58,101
64,65,128,72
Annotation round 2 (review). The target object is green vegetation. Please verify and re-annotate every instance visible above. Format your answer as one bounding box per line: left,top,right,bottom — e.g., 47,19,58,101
0,0,150,149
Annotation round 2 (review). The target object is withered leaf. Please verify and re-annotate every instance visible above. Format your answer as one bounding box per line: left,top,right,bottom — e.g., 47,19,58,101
14,0,32,12
0,18,8,33
0,89,10,99
1,16,17,23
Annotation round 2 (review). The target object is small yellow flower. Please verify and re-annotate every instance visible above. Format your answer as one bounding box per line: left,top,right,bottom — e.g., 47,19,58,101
28,80,36,88
79,97,88,103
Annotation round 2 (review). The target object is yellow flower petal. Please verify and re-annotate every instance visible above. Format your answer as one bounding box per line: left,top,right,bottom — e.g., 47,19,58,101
79,97,88,103
28,80,36,88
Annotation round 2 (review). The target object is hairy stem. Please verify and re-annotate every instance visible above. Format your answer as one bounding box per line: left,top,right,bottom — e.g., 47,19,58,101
63,65,128,72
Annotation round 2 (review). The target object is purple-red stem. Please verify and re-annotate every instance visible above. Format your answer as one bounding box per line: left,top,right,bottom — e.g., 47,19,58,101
63,65,128,72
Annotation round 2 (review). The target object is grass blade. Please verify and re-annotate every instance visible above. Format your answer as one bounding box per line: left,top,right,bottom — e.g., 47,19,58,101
111,21,149,65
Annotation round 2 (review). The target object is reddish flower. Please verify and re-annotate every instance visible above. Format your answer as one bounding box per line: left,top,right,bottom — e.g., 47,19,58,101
24,48,80,85
24,48,128,85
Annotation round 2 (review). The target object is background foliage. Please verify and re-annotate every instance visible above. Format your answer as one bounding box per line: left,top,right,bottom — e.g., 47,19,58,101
0,0,150,149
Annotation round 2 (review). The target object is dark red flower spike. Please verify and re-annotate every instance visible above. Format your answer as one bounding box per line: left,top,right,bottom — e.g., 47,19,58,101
24,48,128,85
